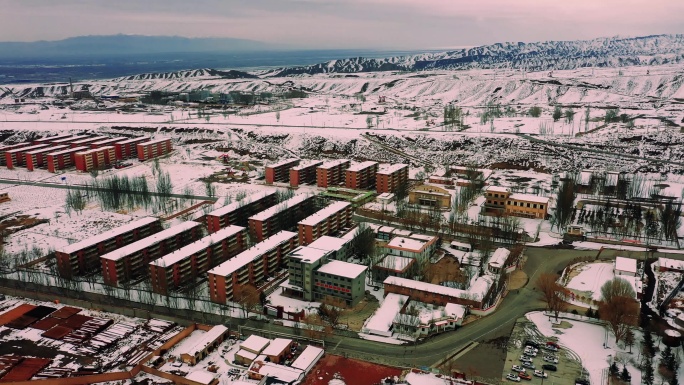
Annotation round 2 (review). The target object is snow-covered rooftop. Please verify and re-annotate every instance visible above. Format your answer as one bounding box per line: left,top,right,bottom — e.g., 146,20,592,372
261,338,292,356
6,143,50,154
249,194,313,222
386,236,427,252
139,137,170,146
485,185,509,193
241,334,271,354
25,145,68,155
364,293,408,334
605,172,619,187
51,135,89,144
615,256,637,274
179,325,228,357
288,246,330,264
75,145,114,156
149,225,245,267
47,145,88,156
90,137,127,146
117,136,150,145
384,275,493,302
290,345,324,372
267,158,299,168
291,160,323,171
208,231,297,277
444,303,467,319
658,257,684,271
236,349,257,361
377,163,407,175
318,158,349,169
346,161,378,172
185,370,217,385
316,260,366,279
488,248,510,269
60,216,159,255
207,191,276,218
70,135,109,145
249,361,303,383
509,193,550,204
100,221,201,262
307,236,349,253
298,201,351,227
376,254,415,272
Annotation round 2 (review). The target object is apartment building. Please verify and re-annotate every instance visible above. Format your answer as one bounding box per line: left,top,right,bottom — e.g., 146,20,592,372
289,161,323,188
345,161,378,190
297,201,353,245
115,136,150,160
69,136,110,148
46,146,89,173
74,146,116,172
284,246,366,306
265,158,300,184
206,191,278,233
483,186,550,219
100,221,202,286
248,194,320,242
33,134,74,144
376,164,408,194
5,144,50,169
149,225,247,295
50,135,90,146
25,145,68,171
89,137,127,149
137,138,173,161
0,142,35,166
56,217,162,278
316,159,350,188
208,231,298,304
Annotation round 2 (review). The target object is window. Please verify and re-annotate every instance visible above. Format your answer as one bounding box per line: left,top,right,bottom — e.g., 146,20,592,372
533,204,537,209
540,205,544,210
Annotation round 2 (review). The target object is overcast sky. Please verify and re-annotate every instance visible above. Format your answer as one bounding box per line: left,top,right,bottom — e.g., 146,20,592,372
1,0,683,49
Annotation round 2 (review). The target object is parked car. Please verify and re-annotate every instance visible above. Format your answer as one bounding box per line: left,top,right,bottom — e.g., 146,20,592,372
506,373,521,382
519,372,532,381
523,348,538,357
534,370,548,378
543,356,559,364
542,364,558,372
520,355,533,363
546,341,560,349
525,340,540,349
544,345,559,352
522,362,536,370
512,365,526,373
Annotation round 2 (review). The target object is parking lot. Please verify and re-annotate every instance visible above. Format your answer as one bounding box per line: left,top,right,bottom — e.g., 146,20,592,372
503,318,585,385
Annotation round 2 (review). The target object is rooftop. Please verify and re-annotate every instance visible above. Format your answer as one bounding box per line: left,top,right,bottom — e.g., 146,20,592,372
149,225,245,267
288,246,330,265
117,136,150,145
376,254,415,272
241,334,271,354
318,159,349,169
249,194,313,222
364,293,409,334
208,231,297,277
488,248,511,269
70,136,109,144
316,260,366,279
51,135,90,144
298,201,351,227
508,193,550,204
291,160,323,171
100,221,201,262
290,345,324,372
75,146,115,156
346,161,378,172
59,217,159,255
267,158,300,168
6,143,50,154
658,257,684,271
485,185,510,193
207,191,276,218
185,371,216,385
25,145,68,155
139,137,171,146
615,256,638,274
90,137,127,146
384,275,493,302
377,163,408,175
179,325,228,357
261,338,292,356
46,146,89,156
386,237,427,252
249,361,303,383
307,236,349,253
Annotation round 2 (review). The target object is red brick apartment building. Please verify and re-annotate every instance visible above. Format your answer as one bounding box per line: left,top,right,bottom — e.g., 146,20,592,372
137,138,173,161
32,134,74,144
206,191,278,233
46,146,89,173
100,221,202,286
0,143,35,166
289,161,323,187
208,231,298,303
4,144,50,169
297,201,353,245
345,161,378,190
56,217,162,278
89,137,127,149
69,136,110,148
316,159,350,188
149,225,247,295
376,164,408,194
25,145,68,171
248,194,319,242
115,136,150,160
50,135,90,146
74,146,116,172
265,158,300,184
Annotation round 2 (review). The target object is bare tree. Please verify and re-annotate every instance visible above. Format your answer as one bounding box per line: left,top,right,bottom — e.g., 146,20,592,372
537,273,565,320
234,284,261,318
599,278,639,343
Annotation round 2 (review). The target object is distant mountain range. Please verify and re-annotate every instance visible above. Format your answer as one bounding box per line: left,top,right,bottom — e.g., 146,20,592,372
0,34,274,58
262,34,684,76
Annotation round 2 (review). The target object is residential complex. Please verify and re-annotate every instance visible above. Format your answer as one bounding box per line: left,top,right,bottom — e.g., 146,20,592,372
208,231,298,303
100,221,202,286
149,225,247,295
89,137,127,149
345,161,378,190
248,194,320,242
297,201,354,245
265,158,300,184
25,145,68,171
137,138,173,161
289,161,322,188
376,164,408,194
115,136,150,160
0,142,35,166
74,146,116,172
284,246,366,306
56,217,162,278
46,146,89,172
5,144,50,169
316,159,350,188
483,186,550,219
206,191,278,233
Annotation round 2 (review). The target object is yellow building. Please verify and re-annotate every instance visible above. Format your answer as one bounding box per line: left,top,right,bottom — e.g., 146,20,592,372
484,186,549,219
409,184,451,210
